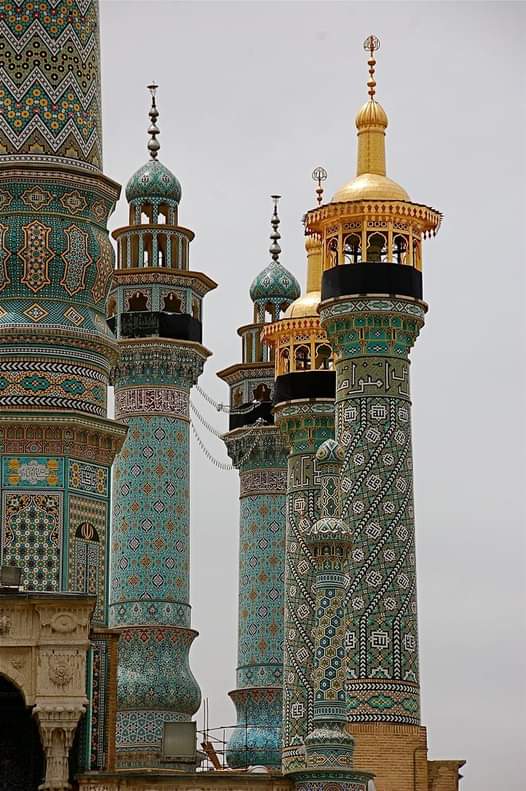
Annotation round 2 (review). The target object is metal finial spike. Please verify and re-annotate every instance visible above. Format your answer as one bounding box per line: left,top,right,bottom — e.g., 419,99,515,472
363,35,380,99
147,82,160,159
269,195,282,263
312,166,327,206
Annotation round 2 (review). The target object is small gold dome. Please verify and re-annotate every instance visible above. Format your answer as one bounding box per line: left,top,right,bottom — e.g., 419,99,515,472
355,99,388,130
284,291,321,319
331,172,410,203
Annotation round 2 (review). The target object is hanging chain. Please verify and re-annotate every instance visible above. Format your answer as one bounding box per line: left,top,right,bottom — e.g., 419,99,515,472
193,383,262,415
190,418,265,471
189,398,226,438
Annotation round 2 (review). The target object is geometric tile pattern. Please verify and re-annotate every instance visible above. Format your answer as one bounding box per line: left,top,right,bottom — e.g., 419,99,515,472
68,494,107,624
116,627,200,714
227,687,283,768
225,431,287,768
274,400,335,774
0,1,102,170
321,296,424,727
110,414,191,629
1,491,62,591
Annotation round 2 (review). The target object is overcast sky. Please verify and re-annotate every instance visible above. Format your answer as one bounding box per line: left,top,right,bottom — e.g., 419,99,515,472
99,2,525,788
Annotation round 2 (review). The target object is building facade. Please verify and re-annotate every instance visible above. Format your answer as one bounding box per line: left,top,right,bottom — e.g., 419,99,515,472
0,7,466,791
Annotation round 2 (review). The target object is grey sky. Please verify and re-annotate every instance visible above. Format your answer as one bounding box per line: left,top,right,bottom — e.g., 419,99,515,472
99,2,525,788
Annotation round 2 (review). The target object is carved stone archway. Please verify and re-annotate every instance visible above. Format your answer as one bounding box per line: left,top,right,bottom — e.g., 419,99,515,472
0,593,94,791
0,674,44,790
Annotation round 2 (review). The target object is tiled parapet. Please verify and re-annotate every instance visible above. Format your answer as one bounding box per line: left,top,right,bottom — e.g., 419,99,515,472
319,296,426,727
273,399,335,775
223,426,287,768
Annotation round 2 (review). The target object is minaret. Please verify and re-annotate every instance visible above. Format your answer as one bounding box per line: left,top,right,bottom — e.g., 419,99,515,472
262,226,336,774
217,197,300,768
109,86,216,769
306,37,462,790
0,1,126,785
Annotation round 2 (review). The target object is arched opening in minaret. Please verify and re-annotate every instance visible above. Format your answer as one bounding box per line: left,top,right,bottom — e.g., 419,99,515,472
0,675,45,790
158,235,167,267
315,344,332,370
393,234,408,265
264,302,276,323
280,348,290,374
327,237,338,267
141,204,153,224
366,232,388,262
253,382,271,402
343,233,361,264
127,291,148,311
192,297,201,320
294,344,311,371
163,292,182,313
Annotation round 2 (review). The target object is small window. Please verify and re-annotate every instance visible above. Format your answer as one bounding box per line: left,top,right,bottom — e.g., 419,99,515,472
315,344,332,370
343,233,361,264
127,291,148,311
163,293,181,313
295,345,311,371
327,237,338,267
280,348,290,374
366,232,387,263
393,234,408,265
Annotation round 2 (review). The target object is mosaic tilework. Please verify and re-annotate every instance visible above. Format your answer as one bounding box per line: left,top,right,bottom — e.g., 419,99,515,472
110,414,191,628
117,627,200,713
0,0,103,170
1,490,62,590
303,440,355,773
227,688,282,768
110,339,205,762
0,454,110,616
2,456,64,487
223,429,287,769
274,400,335,774
68,494,107,624
320,296,424,726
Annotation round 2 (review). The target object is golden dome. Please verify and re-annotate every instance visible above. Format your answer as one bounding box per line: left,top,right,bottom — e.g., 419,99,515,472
331,172,410,203
284,291,321,319
355,99,388,130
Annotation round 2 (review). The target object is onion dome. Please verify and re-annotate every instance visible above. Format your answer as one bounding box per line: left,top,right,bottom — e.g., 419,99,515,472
126,160,182,204
125,82,182,205
250,261,300,304
250,196,300,305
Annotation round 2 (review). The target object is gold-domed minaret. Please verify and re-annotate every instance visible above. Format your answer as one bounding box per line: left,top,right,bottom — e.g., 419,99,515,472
309,35,465,791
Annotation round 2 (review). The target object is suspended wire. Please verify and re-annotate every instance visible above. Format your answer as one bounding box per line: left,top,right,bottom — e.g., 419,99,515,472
193,383,262,415
189,398,226,438
190,418,265,471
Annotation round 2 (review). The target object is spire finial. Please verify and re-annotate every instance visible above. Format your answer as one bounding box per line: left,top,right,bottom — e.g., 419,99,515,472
269,195,282,264
363,34,381,100
147,82,160,160
312,166,327,206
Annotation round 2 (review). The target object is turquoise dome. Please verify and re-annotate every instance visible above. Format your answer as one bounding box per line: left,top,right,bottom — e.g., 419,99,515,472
250,261,300,304
126,159,182,204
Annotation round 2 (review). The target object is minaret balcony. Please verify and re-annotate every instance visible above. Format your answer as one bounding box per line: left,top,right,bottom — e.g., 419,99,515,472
321,261,423,302
228,399,274,431
273,370,336,406
108,310,202,343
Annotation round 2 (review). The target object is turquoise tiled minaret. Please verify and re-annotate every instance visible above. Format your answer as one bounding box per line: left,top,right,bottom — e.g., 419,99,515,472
108,86,216,768
0,0,126,778
217,197,299,768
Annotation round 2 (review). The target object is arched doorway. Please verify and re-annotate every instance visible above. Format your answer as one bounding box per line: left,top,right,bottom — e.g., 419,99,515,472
0,675,44,791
